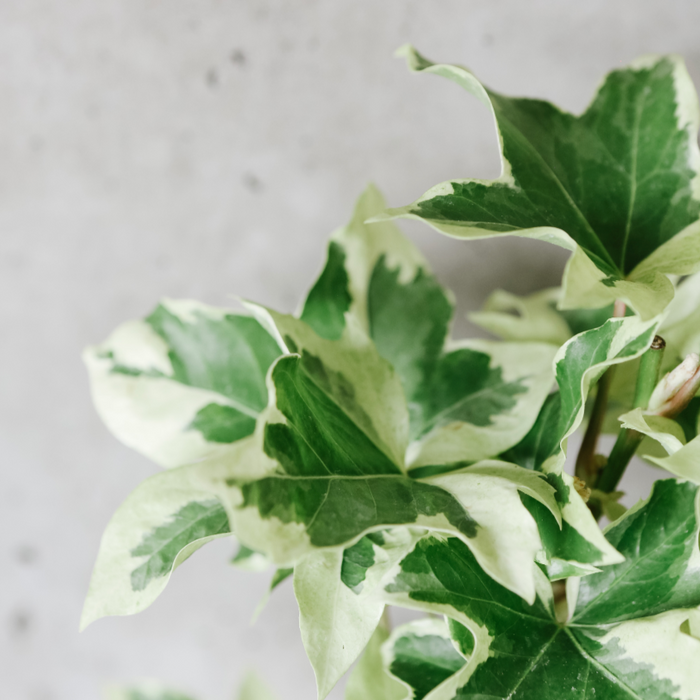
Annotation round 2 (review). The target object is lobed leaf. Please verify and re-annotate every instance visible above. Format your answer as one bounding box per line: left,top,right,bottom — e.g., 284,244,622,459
301,186,556,461
227,344,560,602
82,437,273,628
382,618,467,700
407,339,557,467
84,299,281,468
104,685,199,700
295,529,422,699
345,619,405,700
377,46,700,320
379,479,700,699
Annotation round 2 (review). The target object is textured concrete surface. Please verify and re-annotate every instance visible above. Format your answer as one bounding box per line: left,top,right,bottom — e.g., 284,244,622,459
2,2,699,699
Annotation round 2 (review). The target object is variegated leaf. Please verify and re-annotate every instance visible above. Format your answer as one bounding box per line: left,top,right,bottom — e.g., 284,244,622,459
226,339,560,602
344,618,404,700
498,314,661,574
377,46,700,321
84,299,281,468
407,339,557,467
619,407,700,482
104,684,199,700
379,479,700,699
295,528,422,699
82,437,273,628
382,618,467,700
300,186,556,459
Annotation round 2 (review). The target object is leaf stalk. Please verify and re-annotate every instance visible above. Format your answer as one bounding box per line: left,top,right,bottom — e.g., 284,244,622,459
595,335,666,495
574,301,627,486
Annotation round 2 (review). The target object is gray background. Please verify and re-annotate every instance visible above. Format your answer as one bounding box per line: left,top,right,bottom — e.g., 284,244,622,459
2,2,698,699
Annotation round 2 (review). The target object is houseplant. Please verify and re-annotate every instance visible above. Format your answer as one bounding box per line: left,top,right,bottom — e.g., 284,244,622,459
84,46,700,699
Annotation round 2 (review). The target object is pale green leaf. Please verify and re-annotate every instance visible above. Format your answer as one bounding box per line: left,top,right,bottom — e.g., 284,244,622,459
236,671,278,700
84,299,281,468
231,544,271,573
103,683,197,700
469,287,571,345
82,437,272,628
344,618,404,700
622,407,700,482
295,529,422,699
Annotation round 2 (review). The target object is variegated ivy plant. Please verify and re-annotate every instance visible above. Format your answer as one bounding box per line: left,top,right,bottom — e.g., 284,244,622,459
83,48,700,700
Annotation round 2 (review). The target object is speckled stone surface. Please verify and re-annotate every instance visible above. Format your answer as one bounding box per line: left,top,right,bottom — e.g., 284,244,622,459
1,2,698,698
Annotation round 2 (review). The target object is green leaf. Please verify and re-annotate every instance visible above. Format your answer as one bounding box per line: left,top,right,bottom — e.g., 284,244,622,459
341,531,387,593
497,314,662,573
499,392,562,471
301,240,353,341
621,407,700,482
344,619,405,700
231,544,271,573
573,479,700,623
469,287,572,345
301,184,453,422
104,684,198,700
378,46,700,320
227,342,561,602
383,618,467,700
380,479,700,699
129,499,229,592
84,299,281,467
295,529,422,699
82,437,272,628
300,187,555,460
236,672,278,700
407,339,557,467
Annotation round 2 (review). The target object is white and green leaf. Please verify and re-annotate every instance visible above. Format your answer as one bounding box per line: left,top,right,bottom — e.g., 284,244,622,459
407,339,557,467
620,407,700,482
376,46,700,320
344,618,405,700
301,184,453,430
381,618,468,700
227,343,560,602
104,683,199,700
82,437,274,628
84,299,281,468
378,479,700,699
295,528,422,699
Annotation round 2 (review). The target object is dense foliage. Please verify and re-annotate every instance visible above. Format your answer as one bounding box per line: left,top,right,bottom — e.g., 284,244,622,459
85,47,700,699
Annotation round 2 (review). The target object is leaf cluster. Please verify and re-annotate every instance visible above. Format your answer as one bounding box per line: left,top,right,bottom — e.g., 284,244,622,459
83,47,700,699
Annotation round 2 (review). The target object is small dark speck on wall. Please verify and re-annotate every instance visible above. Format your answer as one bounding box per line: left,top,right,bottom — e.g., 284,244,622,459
15,544,38,565
9,609,32,638
206,68,219,88
230,49,246,66
242,173,263,192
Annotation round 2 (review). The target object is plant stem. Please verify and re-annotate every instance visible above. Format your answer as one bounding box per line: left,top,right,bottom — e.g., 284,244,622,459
575,368,614,485
574,301,627,485
595,335,666,494
632,335,666,409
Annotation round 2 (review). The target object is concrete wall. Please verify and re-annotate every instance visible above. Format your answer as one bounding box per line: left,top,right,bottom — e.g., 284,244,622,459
2,2,698,698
